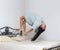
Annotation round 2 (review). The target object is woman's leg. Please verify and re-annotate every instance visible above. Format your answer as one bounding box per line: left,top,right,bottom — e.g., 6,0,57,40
20,17,23,36
20,16,26,36
23,23,26,32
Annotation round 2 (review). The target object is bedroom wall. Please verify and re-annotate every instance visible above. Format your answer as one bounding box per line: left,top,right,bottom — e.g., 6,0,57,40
0,0,60,41
25,0,60,41
0,0,24,28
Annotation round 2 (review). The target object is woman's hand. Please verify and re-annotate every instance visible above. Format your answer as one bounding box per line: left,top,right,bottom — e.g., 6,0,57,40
23,32,28,36
35,29,38,33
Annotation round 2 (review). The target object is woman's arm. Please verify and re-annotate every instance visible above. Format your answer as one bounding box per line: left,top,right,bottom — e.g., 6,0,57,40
24,28,33,36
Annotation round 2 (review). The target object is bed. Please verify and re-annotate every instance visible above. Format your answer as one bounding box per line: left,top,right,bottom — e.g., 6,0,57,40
0,36,60,50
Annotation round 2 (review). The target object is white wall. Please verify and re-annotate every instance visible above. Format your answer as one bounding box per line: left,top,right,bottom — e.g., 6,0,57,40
0,0,24,28
25,0,60,41
0,0,60,41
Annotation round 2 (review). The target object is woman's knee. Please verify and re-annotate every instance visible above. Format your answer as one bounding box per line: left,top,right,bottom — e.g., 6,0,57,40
20,16,26,25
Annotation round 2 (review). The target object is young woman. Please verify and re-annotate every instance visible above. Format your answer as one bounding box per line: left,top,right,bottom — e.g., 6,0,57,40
19,13,46,41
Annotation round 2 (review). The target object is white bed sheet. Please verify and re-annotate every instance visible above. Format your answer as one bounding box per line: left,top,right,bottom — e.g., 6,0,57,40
0,40,60,50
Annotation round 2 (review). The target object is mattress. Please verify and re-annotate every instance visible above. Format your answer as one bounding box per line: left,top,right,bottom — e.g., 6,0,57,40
0,40,60,50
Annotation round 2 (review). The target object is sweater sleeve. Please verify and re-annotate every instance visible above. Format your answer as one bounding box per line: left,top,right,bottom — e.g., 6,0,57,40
31,16,43,30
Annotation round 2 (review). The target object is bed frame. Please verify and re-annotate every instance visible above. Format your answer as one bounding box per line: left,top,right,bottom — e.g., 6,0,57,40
43,45,60,50
0,26,19,37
